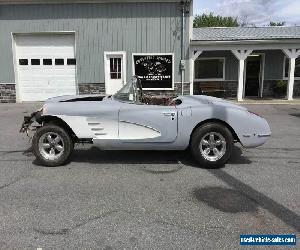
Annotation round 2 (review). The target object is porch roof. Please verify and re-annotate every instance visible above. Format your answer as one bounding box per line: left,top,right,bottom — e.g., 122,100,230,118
193,26,300,41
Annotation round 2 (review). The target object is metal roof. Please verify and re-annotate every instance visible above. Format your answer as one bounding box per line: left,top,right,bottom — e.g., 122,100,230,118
0,0,182,4
193,26,300,41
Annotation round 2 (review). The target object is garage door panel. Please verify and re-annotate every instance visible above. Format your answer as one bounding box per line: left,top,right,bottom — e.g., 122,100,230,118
50,84,76,89
18,72,76,79
15,34,76,102
17,50,75,58
16,34,74,46
19,80,48,86
18,74,74,81
47,69,76,75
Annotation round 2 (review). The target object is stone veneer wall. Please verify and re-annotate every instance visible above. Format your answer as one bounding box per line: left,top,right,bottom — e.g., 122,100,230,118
294,80,300,97
78,83,106,95
262,80,275,97
0,84,16,103
143,82,190,96
79,82,190,96
193,81,238,99
223,81,238,98
263,80,300,97
194,80,300,99
2,81,299,103
0,82,189,103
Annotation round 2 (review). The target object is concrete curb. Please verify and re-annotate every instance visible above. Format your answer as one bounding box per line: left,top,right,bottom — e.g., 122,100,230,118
238,103,300,105
227,99,300,105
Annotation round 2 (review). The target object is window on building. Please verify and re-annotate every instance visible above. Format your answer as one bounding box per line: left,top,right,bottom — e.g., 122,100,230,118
194,58,225,80
19,59,28,65
284,57,300,78
31,59,40,65
67,58,76,65
110,57,122,79
55,58,64,65
43,59,52,65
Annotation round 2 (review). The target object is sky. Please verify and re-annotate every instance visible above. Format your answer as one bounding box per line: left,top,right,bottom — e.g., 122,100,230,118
193,0,300,26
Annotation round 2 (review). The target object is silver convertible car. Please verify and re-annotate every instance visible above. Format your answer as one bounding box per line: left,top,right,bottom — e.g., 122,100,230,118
20,76,271,167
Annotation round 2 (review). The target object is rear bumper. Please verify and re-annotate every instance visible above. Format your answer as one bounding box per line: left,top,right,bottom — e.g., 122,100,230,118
241,133,271,148
239,115,271,148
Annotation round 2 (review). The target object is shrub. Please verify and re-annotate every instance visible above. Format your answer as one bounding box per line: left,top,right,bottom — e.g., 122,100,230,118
273,80,287,97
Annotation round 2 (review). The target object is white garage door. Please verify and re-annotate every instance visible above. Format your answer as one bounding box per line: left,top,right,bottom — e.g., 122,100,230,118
15,34,76,102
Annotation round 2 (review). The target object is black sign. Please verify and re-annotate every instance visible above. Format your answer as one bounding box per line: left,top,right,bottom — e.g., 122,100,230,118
133,54,173,89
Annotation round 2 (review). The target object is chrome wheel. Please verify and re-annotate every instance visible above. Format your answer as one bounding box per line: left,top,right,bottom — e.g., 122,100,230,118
199,132,226,162
38,132,64,161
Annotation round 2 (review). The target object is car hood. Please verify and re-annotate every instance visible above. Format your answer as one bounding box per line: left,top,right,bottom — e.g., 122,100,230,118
45,94,107,103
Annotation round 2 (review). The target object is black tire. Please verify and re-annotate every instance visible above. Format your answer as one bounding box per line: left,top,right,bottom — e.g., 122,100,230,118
32,124,74,167
190,122,234,168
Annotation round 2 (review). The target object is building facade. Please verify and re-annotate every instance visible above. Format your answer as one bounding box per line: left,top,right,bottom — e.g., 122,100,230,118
0,0,193,103
190,27,300,101
1,1,300,103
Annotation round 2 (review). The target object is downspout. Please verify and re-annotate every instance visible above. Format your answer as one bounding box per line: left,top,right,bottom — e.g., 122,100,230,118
180,0,185,95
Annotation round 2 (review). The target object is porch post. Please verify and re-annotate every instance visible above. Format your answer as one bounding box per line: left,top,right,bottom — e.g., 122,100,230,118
237,59,245,101
189,50,203,95
288,57,296,100
231,50,253,101
283,49,300,100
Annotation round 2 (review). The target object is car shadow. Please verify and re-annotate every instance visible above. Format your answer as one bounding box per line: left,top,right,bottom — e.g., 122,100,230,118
0,147,33,157
68,145,251,168
71,147,183,165
193,186,259,213
192,169,300,232
28,144,300,231
9,144,251,170
290,113,300,119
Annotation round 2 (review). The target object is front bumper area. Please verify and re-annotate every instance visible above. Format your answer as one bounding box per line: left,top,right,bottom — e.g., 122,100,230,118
20,109,42,134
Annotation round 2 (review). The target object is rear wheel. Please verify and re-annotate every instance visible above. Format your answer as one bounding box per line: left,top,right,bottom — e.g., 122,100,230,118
190,122,233,168
32,125,74,167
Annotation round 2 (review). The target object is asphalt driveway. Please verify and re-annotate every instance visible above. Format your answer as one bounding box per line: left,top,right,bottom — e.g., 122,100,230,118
0,103,299,249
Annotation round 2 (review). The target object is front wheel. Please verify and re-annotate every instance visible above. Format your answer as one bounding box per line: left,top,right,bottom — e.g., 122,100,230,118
32,125,74,167
190,123,234,168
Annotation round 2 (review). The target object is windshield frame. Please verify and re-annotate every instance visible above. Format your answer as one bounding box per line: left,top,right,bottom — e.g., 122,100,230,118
113,76,142,104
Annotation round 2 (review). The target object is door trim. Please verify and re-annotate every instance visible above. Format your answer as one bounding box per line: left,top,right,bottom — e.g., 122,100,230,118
104,51,127,95
243,53,265,98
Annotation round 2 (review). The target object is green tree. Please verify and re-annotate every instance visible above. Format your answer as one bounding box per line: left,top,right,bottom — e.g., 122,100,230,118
269,21,285,26
193,13,239,28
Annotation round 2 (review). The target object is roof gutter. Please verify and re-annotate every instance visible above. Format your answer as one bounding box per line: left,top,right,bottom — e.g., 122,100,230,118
190,39,300,46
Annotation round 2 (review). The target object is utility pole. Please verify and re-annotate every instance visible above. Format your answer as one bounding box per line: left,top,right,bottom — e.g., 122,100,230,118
180,0,190,95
